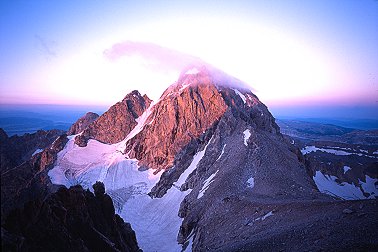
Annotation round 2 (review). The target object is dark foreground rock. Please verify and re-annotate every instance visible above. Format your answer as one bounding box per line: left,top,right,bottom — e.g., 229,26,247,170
1,182,140,252
0,128,65,173
1,134,69,219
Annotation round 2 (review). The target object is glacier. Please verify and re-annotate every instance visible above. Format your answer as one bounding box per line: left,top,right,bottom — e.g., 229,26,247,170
48,117,215,252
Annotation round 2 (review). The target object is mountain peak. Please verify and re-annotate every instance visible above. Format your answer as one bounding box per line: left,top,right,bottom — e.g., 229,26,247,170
74,91,152,146
162,63,252,100
124,65,279,170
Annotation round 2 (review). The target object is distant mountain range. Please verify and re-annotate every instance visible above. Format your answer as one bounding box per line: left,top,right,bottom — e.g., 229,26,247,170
277,117,378,130
0,105,106,136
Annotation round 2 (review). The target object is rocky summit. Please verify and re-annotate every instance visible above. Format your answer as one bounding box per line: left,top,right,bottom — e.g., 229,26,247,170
75,90,151,147
2,64,377,251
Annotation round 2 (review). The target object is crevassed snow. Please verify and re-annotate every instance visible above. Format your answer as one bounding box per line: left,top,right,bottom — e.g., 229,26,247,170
301,146,377,158
185,68,200,75
232,88,246,104
216,144,226,161
312,171,378,200
247,177,255,188
197,170,219,199
343,166,351,174
243,129,251,146
48,138,158,190
121,178,190,252
122,137,213,252
32,148,43,156
49,132,215,252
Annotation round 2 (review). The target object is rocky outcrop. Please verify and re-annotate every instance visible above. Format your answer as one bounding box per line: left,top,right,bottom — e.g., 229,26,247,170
125,65,279,171
2,182,140,252
0,128,65,173
68,112,99,135
75,91,151,147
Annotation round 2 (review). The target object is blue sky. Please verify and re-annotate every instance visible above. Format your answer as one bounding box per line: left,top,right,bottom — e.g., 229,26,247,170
0,0,377,118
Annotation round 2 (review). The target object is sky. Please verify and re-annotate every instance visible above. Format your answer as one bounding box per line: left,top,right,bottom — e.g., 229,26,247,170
0,0,377,119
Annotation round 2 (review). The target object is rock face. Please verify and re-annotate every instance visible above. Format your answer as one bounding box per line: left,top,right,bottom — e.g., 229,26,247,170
75,90,151,147
125,65,278,171
68,112,99,135
0,128,65,173
2,182,140,252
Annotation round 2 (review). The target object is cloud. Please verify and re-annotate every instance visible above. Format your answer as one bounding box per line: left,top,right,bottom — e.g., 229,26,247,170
102,41,255,93
103,41,203,72
34,35,57,60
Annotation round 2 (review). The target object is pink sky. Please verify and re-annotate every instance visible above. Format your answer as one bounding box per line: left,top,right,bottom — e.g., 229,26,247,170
0,1,377,115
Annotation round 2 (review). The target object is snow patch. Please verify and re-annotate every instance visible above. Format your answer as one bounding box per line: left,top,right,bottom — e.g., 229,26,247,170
179,82,192,92
343,166,351,174
197,170,219,199
243,129,251,146
185,68,200,75
119,102,155,152
360,175,378,197
301,146,377,158
313,171,377,200
373,150,378,155
32,148,43,156
232,88,246,104
254,211,274,221
216,144,226,161
183,229,195,252
247,177,255,188
175,137,213,187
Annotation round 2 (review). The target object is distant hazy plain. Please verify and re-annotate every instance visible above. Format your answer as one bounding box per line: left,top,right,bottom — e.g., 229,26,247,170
1,104,377,136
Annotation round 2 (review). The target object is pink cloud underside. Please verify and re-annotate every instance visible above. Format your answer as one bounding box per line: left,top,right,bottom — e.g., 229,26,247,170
103,41,203,71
